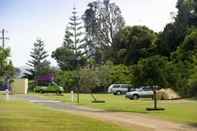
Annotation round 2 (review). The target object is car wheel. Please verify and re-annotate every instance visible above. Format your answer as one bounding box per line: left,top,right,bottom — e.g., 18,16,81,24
129,97,133,100
116,91,121,95
133,94,139,100
113,92,117,95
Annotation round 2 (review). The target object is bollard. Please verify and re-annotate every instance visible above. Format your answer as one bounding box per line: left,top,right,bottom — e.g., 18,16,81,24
71,90,74,102
5,89,9,101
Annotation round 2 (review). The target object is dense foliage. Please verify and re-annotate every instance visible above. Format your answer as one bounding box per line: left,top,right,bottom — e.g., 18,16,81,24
82,0,125,63
2,0,197,97
55,63,133,93
51,0,197,97
0,47,14,82
111,26,156,65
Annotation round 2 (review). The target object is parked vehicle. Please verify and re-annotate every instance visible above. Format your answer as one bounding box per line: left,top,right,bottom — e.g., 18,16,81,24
34,82,64,94
0,84,5,91
125,86,153,99
108,84,132,95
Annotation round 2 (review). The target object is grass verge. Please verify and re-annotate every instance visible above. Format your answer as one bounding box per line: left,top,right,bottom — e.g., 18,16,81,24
31,93,197,124
0,96,131,131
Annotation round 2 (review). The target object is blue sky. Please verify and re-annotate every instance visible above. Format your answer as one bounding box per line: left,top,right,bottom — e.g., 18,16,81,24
0,0,177,67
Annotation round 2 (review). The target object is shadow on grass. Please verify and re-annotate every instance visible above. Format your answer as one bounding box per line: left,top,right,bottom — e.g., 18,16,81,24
185,96,197,100
191,97,197,100
188,123,197,128
105,109,148,114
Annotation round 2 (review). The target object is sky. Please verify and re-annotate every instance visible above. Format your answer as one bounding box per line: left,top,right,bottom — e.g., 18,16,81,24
0,0,178,67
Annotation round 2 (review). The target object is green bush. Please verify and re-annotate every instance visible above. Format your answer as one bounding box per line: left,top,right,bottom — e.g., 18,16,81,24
54,71,77,92
54,63,134,93
80,68,97,93
28,81,36,92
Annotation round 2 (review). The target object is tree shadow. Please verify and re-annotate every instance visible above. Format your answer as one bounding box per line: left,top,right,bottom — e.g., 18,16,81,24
188,123,197,128
105,109,148,114
191,97,197,100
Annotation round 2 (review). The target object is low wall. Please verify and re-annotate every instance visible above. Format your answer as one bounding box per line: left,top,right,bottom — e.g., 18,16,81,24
11,79,28,94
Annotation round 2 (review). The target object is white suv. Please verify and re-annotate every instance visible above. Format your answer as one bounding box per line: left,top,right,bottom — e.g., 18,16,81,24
125,86,153,99
108,84,132,95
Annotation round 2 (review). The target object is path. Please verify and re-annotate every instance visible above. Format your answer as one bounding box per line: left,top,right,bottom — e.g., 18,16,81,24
14,95,197,131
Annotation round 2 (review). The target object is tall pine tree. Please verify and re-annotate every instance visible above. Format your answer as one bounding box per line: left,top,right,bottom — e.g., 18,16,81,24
52,7,86,70
69,7,85,56
25,39,50,80
63,27,74,49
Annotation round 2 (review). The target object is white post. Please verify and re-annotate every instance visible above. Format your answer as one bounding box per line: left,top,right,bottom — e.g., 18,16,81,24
5,89,9,101
71,90,74,102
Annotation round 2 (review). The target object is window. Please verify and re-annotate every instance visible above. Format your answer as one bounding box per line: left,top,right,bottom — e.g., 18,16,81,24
121,85,129,88
113,85,120,88
143,87,152,91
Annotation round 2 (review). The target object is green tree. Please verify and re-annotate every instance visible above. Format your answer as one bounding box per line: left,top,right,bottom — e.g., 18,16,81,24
80,68,97,93
133,11,197,94
0,47,14,80
111,26,156,65
63,27,74,49
155,23,180,57
96,62,133,90
83,0,125,63
96,62,113,88
155,0,196,57
55,71,77,92
52,8,86,70
131,55,169,87
188,54,197,96
171,29,197,96
52,47,76,70
110,64,132,84
172,28,197,64
25,39,50,80
69,7,85,56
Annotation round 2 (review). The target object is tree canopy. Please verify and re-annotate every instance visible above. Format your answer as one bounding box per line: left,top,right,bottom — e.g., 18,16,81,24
0,47,14,80
83,0,125,63
111,26,156,65
50,0,197,97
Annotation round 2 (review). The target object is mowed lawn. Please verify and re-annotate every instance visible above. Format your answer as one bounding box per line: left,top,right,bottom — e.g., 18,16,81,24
33,93,197,124
0,96,131,131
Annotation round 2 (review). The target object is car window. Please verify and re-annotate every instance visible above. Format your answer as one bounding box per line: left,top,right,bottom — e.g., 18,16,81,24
113,85,120,88
143,87,152,91
52,82,58,86
38,82,49,86
121,85,128,88
128,85,133,88
130,88,136,91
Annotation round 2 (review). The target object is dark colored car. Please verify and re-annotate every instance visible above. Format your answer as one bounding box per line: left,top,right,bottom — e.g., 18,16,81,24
0,83,6,91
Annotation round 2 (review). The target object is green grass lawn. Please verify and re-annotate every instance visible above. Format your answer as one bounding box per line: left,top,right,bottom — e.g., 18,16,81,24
0,96,131,131
32,93,197,124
